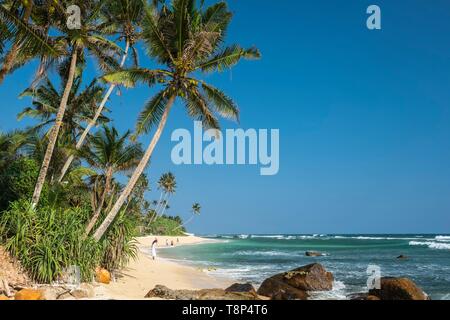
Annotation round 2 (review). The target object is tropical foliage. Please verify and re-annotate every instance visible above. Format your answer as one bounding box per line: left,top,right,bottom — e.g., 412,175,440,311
0,0,259,285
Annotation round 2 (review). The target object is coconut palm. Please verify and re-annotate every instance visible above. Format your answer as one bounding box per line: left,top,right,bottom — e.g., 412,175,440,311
93,0,260,240
173,202,201,232
79,126,143,236
18,72,109,143
157,172,176,217
58,0,146,182
154,172,176,216
0,130,28,170
0,0,59,84
31,0,122,207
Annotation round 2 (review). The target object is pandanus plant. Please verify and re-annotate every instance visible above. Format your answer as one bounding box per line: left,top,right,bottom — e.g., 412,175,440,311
92,0,260,240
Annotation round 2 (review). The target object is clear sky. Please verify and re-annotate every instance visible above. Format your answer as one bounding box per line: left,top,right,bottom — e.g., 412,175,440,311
1,0,450,234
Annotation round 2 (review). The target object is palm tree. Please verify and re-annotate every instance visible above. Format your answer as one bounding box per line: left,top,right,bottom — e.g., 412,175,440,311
80,126,143,236
173,203,201,232
58,0,145,182
31,0,121,207
18,72,109,144
157,172,176,217
92,0,260,241
154,172,176,216
0,130,27,170
0,0,59,84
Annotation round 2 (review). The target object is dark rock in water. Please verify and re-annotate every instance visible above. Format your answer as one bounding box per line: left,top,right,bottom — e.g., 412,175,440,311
225,283,256,294
369,277,428,300
257,274,309,300
145,285,260,300
348,293,380,301
257,263,333,300
396,255,408,260
305,251,325,257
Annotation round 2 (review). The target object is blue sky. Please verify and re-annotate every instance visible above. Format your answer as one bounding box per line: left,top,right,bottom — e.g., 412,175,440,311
1,0,450,234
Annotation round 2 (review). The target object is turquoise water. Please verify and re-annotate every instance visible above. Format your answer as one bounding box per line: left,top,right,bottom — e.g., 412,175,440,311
159,234,450,300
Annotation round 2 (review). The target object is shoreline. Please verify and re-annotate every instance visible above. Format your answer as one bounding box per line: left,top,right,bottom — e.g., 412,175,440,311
98,236,232,300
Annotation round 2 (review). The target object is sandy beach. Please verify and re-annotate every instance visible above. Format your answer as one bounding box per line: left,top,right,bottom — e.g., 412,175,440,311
98,236,231,300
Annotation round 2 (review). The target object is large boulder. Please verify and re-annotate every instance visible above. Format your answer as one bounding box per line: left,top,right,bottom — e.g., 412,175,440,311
369,277,428,300
95,268,111,284
257,263,333,300
14,289,43,300
225,283,256,294
145,285,260,300
283,263,333,291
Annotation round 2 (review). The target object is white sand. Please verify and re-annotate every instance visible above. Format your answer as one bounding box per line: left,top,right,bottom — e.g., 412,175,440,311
98,236,231,300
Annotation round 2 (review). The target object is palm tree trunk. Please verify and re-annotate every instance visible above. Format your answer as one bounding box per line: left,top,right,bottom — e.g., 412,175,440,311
172,214,195,232
0,1,34,85
93,95,176,241
85,167,113,236
154,192,164,215
31,47,78,207
159,195,170,217
58,41,131,183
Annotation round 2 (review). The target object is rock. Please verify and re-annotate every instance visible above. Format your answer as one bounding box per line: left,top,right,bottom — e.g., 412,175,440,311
71,284,95,299
145,285,260,300
257,263,333,300
257,274,309,300
14,289,43,300
283,263,334,291
348,293,381,301
369,277,428,300
225,283,256,294
305,251,325,257
0,294,10,300
397,255,408,260
95,268,111,284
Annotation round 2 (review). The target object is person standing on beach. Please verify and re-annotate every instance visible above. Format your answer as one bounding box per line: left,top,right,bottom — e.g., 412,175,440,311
151,238,158,260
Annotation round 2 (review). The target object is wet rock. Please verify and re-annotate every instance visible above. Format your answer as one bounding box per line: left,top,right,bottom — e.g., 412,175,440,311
305,251,325,257
257,263,333,300
225,283,256,294
145,285,260,300
397,255,408,260
348,293,380,301
369,277,428,300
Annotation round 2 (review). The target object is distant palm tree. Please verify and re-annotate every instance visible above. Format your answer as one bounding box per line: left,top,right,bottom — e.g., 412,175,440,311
173,203,201,232
58,0,145,182
31,0,121,207
93,0,260,240
157,172,176,217
79,126,143,236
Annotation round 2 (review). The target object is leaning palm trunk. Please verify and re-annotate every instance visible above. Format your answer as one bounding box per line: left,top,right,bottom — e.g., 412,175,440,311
172,215,195,232
93,96,176,241
58,41,130,183
85,167,113,236
0,2,34,85
158,195,170,217
31,48,78,206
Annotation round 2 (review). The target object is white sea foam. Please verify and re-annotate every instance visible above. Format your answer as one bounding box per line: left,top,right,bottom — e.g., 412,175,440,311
232,250,294,257
409,241,450,250
435,236,450,241
309,281,347,300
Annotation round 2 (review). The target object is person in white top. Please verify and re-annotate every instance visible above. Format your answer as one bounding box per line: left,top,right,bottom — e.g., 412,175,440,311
151,238,158,260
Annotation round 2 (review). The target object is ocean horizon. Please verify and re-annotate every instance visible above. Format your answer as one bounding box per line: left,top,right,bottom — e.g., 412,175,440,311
159,234,450,300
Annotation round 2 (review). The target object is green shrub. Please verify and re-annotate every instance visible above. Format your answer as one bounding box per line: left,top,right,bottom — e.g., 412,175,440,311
0,157,47,211
144,215,186,236
0,200,101,283
100,209,138,271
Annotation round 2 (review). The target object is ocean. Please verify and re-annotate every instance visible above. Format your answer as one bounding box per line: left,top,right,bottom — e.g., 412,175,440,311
159,234,450,300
